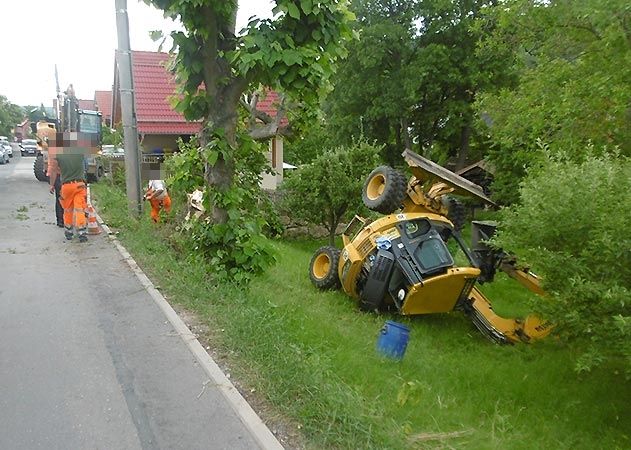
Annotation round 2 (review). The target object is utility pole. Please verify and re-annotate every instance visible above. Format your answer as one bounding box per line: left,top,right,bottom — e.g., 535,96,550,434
115,0,142,215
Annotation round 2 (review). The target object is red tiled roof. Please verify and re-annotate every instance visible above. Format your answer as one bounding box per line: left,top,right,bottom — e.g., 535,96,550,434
79,99,95,110
94,90,112,119
257,90,289,127
53,98,95,112
137,121,201,135
131,51,201,135
116,51,287,135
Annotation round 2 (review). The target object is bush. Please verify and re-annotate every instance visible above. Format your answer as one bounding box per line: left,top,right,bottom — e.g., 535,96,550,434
281,140,381,245
493,152,631,374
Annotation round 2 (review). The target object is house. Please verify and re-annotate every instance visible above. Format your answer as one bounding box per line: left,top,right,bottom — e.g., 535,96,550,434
111,50,286,189
14,118,30,142
94,90,113,126
456,160,495,195
111,51,199,156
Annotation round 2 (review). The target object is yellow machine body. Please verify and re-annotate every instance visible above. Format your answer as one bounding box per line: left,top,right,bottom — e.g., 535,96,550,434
309,150,552,344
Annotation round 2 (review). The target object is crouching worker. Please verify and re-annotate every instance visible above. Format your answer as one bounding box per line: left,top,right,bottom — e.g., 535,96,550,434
144,179,171,223
48,132,89,242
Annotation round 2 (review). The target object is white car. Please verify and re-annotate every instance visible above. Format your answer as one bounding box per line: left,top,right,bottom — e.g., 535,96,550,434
1,143,13,158
0,146,9,164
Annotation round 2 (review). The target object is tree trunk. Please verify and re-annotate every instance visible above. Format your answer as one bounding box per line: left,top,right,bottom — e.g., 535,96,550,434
456,122,471,171
400,117,413,151
328,228,336,247
201,96,239,224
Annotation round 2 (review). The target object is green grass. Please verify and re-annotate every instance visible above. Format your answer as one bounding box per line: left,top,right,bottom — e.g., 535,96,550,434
92,183,631,450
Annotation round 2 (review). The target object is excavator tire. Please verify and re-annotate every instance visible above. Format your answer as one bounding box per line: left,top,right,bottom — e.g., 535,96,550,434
33,154,49,182
362,166,407,214
309,246,341,290
445,196,466,232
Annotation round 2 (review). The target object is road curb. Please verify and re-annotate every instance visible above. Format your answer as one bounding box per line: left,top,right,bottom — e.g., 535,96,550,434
92,206,284,450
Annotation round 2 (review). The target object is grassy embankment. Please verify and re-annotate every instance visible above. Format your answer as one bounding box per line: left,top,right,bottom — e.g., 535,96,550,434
92,182,630,450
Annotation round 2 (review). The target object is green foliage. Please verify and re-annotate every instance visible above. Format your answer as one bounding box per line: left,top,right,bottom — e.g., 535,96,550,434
283,121,334,164
146,0,355,278
166,137,205,194
326,0,500,166
167,133,278,282
0,95,24,137
149,0,354,121
101,124,123,146
493,152,631,374
281,139,381,244
476,0,631,199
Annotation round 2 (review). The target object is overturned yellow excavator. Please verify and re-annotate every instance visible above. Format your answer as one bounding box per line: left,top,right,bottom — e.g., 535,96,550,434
309,149,551,344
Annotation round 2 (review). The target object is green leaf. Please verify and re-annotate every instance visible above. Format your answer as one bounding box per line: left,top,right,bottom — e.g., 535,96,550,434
205,150,219,167
301,0,312,15
282,51,302,66
287,3,300,19
149,30,163,42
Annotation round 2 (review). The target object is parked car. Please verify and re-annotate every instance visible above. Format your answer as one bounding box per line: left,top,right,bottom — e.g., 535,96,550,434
21,139,38,156
0,145,9,164
2,143,13,158
101,145,125,157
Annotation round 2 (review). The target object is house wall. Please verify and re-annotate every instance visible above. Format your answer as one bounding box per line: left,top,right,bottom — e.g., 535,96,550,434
261,137,283,190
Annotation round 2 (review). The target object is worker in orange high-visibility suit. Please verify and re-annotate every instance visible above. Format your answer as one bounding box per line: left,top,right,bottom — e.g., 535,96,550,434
48,135,89,242
143,179,171,223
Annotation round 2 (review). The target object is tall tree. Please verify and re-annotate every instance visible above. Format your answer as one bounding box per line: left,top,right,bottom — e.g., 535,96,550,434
412,0,498,169
0,96,24,137
145,1,353,276
475,0,631,202
147,0,353,222
326,0,421,165
326,0,501,168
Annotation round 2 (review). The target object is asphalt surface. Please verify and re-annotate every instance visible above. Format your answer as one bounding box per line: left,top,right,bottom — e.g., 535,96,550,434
0,151,268,449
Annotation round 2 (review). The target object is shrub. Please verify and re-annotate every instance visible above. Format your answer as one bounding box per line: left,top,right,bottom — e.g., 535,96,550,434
493,152,631,374
281,140,381,245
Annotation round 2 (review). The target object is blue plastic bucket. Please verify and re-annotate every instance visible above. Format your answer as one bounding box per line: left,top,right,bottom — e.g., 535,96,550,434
376,320,410,360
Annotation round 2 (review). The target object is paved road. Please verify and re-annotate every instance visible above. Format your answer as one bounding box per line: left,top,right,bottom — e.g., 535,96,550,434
0,153,267,449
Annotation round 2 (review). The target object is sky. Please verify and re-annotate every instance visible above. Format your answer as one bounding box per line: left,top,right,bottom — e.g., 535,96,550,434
1,0,274,107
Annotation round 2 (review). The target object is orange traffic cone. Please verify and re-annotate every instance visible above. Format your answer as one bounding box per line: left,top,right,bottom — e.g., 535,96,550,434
87,205,101,235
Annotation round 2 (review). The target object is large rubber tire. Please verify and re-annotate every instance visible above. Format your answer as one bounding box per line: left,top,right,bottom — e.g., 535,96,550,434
445,196,466,232
309,246,341,290
33,154,49,182
362,166,407,214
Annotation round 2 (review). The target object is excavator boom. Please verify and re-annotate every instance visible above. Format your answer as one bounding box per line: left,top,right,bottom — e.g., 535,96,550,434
460,287,552,344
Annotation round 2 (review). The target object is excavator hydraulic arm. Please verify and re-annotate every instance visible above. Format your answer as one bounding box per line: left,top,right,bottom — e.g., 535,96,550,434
461,287,552,344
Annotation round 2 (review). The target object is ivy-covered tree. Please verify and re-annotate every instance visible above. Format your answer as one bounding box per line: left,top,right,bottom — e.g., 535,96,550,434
145,0,353,275
147,0,352,220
